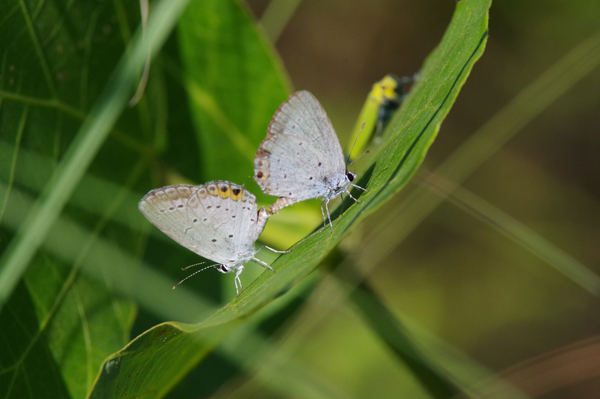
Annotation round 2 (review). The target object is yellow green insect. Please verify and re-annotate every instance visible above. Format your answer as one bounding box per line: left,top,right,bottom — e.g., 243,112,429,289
347,74,415,160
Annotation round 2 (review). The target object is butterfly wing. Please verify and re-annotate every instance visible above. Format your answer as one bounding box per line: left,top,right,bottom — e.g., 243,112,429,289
185,181,268,264
254,91,347,201
138,182,268,265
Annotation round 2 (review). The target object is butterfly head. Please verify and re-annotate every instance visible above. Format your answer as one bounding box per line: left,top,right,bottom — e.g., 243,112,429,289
345,170,356,183
218,265,230,274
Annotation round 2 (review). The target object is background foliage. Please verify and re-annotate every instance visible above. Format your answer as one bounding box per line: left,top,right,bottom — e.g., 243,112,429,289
1,0,599,398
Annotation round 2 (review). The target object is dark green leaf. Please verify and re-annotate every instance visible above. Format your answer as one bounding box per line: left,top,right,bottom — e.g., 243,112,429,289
0,0,188,398
177,0,291,185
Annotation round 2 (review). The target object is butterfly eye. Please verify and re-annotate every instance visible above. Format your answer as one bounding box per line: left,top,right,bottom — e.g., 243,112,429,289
220,265,229,272
346,171,356,182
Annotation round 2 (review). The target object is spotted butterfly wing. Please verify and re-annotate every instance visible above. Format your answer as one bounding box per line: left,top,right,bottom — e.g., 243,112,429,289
254,90,363,229
138,181,268,265
255,90,348,201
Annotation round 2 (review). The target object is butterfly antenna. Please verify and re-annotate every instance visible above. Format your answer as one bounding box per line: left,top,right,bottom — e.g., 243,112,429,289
173,263,220,289
181,261,207,271
347,121,366,164
349,149,371,167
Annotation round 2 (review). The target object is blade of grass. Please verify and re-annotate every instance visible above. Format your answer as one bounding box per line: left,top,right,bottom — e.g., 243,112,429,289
0,0,190,309
338,261,461,399
419,169,600,294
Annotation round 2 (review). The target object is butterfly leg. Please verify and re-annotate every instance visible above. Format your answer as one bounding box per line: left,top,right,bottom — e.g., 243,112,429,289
251,257,275,272
320,199,334,233
350,183,367,192
345,188,362,203
257,245,291,254
234,266,244,296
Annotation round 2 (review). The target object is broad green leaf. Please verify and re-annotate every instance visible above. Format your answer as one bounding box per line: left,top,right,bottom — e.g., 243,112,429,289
0,281,71,398
0,0,190,398
90,0,491,397
177,0,291,185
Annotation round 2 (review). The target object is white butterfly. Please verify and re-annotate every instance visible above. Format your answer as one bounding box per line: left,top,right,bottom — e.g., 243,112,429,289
138,181,286,295
254,90,366,231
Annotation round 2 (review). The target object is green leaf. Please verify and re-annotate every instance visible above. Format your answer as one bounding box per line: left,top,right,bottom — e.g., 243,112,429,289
0,281,71,398
89,0,491,397
0,0,190,398
177,0,291,185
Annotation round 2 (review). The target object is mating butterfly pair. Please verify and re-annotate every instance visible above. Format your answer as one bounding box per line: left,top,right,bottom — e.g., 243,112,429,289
139,91,365,295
